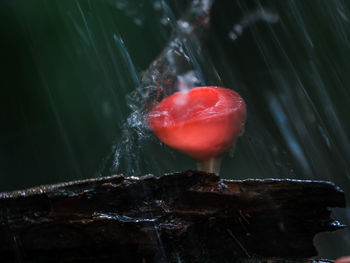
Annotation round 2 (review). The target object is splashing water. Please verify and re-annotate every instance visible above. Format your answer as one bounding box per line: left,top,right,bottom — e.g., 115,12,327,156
2,0,350,258
108,0,220,176
228,8,279,41
101,0,350,257
108,0,280,176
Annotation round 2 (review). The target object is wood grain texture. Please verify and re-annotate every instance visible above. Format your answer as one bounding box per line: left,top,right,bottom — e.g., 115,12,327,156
0,171,346,262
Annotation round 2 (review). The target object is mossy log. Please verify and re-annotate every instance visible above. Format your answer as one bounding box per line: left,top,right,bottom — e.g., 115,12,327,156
0,171,346,262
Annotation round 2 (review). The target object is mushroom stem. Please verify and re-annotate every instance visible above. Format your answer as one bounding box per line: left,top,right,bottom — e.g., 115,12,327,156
197,156,222,174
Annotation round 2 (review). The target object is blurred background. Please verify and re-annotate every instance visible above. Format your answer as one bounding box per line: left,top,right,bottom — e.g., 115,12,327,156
0,0,349,258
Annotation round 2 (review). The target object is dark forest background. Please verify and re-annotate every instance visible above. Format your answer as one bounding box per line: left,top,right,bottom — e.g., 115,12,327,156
1,0,349,258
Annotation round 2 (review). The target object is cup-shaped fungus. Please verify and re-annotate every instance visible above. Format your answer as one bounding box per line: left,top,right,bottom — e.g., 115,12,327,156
148,86,246,173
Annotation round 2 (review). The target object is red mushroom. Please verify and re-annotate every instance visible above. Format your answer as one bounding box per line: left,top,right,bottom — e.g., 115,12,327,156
335,257,350,263
148,86,246,173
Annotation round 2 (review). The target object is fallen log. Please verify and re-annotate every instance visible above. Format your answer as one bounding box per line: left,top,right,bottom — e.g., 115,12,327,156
0,171,346,262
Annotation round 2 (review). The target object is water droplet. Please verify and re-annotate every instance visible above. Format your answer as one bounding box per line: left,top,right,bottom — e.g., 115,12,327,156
178,20,193,34
133,18,142,26
161,16,171,26
228,32,237,41
153,1,162,11
228,9,279,42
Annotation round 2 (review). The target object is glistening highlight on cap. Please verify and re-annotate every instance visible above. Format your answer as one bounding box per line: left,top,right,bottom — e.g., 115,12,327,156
147,86,246,174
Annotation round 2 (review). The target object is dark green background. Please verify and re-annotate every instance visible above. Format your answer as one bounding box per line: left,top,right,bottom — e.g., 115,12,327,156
1,0,349,258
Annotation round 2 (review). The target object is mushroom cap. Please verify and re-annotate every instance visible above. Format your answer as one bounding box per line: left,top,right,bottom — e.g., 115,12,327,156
148,86,246,161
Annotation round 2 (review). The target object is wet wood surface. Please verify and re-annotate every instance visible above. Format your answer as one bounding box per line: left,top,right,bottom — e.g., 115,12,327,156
0,170,346,262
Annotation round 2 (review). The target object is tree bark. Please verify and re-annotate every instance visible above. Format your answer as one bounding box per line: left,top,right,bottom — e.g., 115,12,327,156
0,171,346,262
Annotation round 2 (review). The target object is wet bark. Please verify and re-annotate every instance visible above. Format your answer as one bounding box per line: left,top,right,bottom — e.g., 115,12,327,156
0,171,346,263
